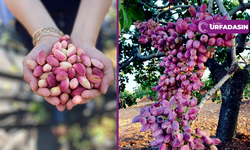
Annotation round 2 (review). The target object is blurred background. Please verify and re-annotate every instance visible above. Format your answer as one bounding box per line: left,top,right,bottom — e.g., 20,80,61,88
0,0,117,150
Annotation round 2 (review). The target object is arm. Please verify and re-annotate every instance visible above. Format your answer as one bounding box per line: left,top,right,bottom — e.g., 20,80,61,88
4,0,57,36
69,0,114,108
4,0,62,107
71,0,113,46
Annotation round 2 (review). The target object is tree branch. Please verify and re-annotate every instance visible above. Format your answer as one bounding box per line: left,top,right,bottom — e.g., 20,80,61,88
229,2,250,16
140,0,183,9
121,48,138,65
215,0,238,70
119,47,138,71
119,55,137,71
136,51,165,61
197,0,202,6
208,0,213,14
159,18,177,25
156,5,194,22
236,17,250,54
239,0,244,5
120,32,137,36
215,0,231,19
190,45,239,125
228,40,238,74
207,57,227,82
245,64,250,72
238,54,248,65
190,1,242,124
141,0,170,9
226,17,250,67
199,45,237,101
197,72,235,109
159,21,169,25
119,48,165,71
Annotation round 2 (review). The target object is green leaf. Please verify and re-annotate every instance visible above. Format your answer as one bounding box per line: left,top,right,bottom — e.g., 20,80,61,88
127,5,145,21
119,0,123,11
121,7,132,29
133,0,140,2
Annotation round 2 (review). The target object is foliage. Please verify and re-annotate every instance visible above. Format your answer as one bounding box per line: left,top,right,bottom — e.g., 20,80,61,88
133,85,157,101
119,89,131,99
119,28,164,93
203,75,221,103
119,0,145,29
119,99,126,109
125,94,137,107
60,116,116,150
119,85,157,109
29,101,50,124
119,90,137,108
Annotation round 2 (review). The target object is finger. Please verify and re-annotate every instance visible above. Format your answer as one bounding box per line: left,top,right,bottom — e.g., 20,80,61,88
100,60,114,94
44,96,60,105
23,60,39,92
80,98,92,104
56,104,65,111
44,96,48,101
37,88,50,97
66,99,74,110
81,89,101,100
60,93,69,104
60,97,69,104
72,95,83,105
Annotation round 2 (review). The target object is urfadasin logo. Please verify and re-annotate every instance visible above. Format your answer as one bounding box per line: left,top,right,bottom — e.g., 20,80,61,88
198,21,209,33
198,20,249,33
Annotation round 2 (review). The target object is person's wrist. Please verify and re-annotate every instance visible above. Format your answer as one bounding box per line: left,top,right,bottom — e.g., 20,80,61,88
70,33,96,48
36,36,60,49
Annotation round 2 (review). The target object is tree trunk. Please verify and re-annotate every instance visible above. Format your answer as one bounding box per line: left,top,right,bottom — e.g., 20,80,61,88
216,69,249,142
207,58,249,142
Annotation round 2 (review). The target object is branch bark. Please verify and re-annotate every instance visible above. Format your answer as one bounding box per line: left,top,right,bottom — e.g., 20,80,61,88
141,0,183,9
239,54,248,65
191,1,243,124
156,5,194,22
197,0,202,6
229,2,250,16
141,0,170,9
236,17,250,54
197,72,235,109
245,64,250,72
119,48,165,71
119,55,137,71
136,51,165,61
193,44,238,124
215,0,231,19
208,0,213,14
228,39,238,74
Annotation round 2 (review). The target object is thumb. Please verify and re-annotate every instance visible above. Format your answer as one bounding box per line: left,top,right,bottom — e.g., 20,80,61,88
23,60,38,92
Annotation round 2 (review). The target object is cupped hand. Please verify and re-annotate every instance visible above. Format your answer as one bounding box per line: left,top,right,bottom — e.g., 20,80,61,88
22,36,62,107
65,36,115,109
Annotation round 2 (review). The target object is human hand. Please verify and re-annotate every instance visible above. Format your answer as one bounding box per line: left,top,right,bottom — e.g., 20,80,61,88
65,36,115,109
22,36,62,108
